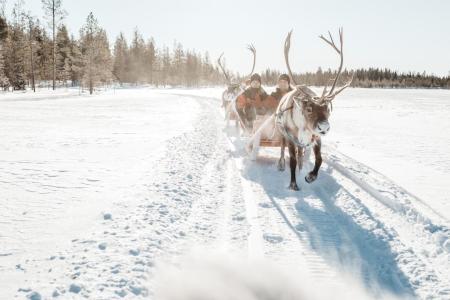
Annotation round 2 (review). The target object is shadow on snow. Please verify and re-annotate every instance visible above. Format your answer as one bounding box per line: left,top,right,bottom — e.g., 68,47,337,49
239,152,416,299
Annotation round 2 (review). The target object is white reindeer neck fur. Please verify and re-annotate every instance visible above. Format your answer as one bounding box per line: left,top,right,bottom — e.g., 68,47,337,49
277,86,317,148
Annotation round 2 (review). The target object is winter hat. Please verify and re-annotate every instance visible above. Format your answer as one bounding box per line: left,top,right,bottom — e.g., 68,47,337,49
250,73,262,84
278,73,290,84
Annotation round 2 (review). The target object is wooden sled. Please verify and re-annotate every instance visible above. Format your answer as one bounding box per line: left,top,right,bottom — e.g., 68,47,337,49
252,115,282,147
259,138,281,147
246,114,282,159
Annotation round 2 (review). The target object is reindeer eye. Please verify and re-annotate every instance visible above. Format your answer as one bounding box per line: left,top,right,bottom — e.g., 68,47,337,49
306,106,313,114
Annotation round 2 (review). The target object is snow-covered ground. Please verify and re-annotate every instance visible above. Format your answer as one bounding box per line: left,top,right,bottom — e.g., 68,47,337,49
0,87,449,299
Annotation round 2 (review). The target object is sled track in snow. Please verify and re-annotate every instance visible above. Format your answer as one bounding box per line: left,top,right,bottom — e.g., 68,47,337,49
176,92,450,299
324,151,450,298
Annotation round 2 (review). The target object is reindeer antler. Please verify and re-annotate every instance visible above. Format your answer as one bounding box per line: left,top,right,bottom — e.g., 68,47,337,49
218,45,256,84
318,28,353,102
217,53,231,84
284,30,298,86
246,44,256,78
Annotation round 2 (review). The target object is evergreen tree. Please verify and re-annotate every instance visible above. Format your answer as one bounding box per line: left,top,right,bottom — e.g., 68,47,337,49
68,34,82,86
0,45,8,89
171,41,184,84
129,28,145,84
23,12,38,92
161,46,170,86
55,24,71,84
5,1,26,90
0,14,9,89
80,12,112,94
112,32,129,84
41,0,65,90
144,38,156,84
33,25,52,85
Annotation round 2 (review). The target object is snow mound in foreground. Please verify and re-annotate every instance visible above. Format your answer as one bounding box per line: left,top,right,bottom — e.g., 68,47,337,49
155,251,400,300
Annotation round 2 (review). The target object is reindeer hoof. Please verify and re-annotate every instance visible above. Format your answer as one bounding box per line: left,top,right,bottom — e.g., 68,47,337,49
277,158,285,171
305,172,317,183
289,182,300,191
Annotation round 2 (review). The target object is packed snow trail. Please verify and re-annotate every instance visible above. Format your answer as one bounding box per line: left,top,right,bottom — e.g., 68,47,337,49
0,89,449,299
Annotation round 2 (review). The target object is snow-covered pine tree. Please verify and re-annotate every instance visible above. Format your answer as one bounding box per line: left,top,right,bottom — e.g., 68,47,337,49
80,12,112,94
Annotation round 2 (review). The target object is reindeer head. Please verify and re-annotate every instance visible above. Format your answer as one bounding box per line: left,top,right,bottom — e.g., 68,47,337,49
284,29,353,137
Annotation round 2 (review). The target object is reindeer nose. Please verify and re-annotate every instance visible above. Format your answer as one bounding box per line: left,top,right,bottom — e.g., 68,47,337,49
317,121,330,135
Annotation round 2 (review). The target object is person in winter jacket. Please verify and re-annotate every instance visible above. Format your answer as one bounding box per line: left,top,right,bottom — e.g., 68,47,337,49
272,74,292,100
264,74,293,113
236,73,268,130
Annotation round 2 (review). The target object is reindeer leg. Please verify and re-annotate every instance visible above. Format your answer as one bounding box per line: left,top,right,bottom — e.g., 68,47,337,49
288,142,299,191
305,140,322,183
297,146,304,172
278,138,286,171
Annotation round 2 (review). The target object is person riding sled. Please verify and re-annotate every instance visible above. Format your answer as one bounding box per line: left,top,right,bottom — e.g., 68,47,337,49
263,73,293,114
236,73,268,131
244,74,293,157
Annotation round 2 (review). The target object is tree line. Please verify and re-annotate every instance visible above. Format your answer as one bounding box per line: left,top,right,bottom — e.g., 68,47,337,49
112,31,222,87
0,0,224,94
261,67,450,89
0,0,448,93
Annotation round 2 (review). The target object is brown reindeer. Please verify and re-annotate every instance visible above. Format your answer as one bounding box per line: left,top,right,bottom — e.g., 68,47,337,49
276,28,353,190
218,45,256,126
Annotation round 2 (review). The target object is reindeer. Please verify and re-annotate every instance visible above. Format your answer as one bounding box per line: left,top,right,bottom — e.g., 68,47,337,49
276,29,353,190
217,45,256,126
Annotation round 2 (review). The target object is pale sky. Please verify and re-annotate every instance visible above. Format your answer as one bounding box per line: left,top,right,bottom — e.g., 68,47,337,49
11,0,450,76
